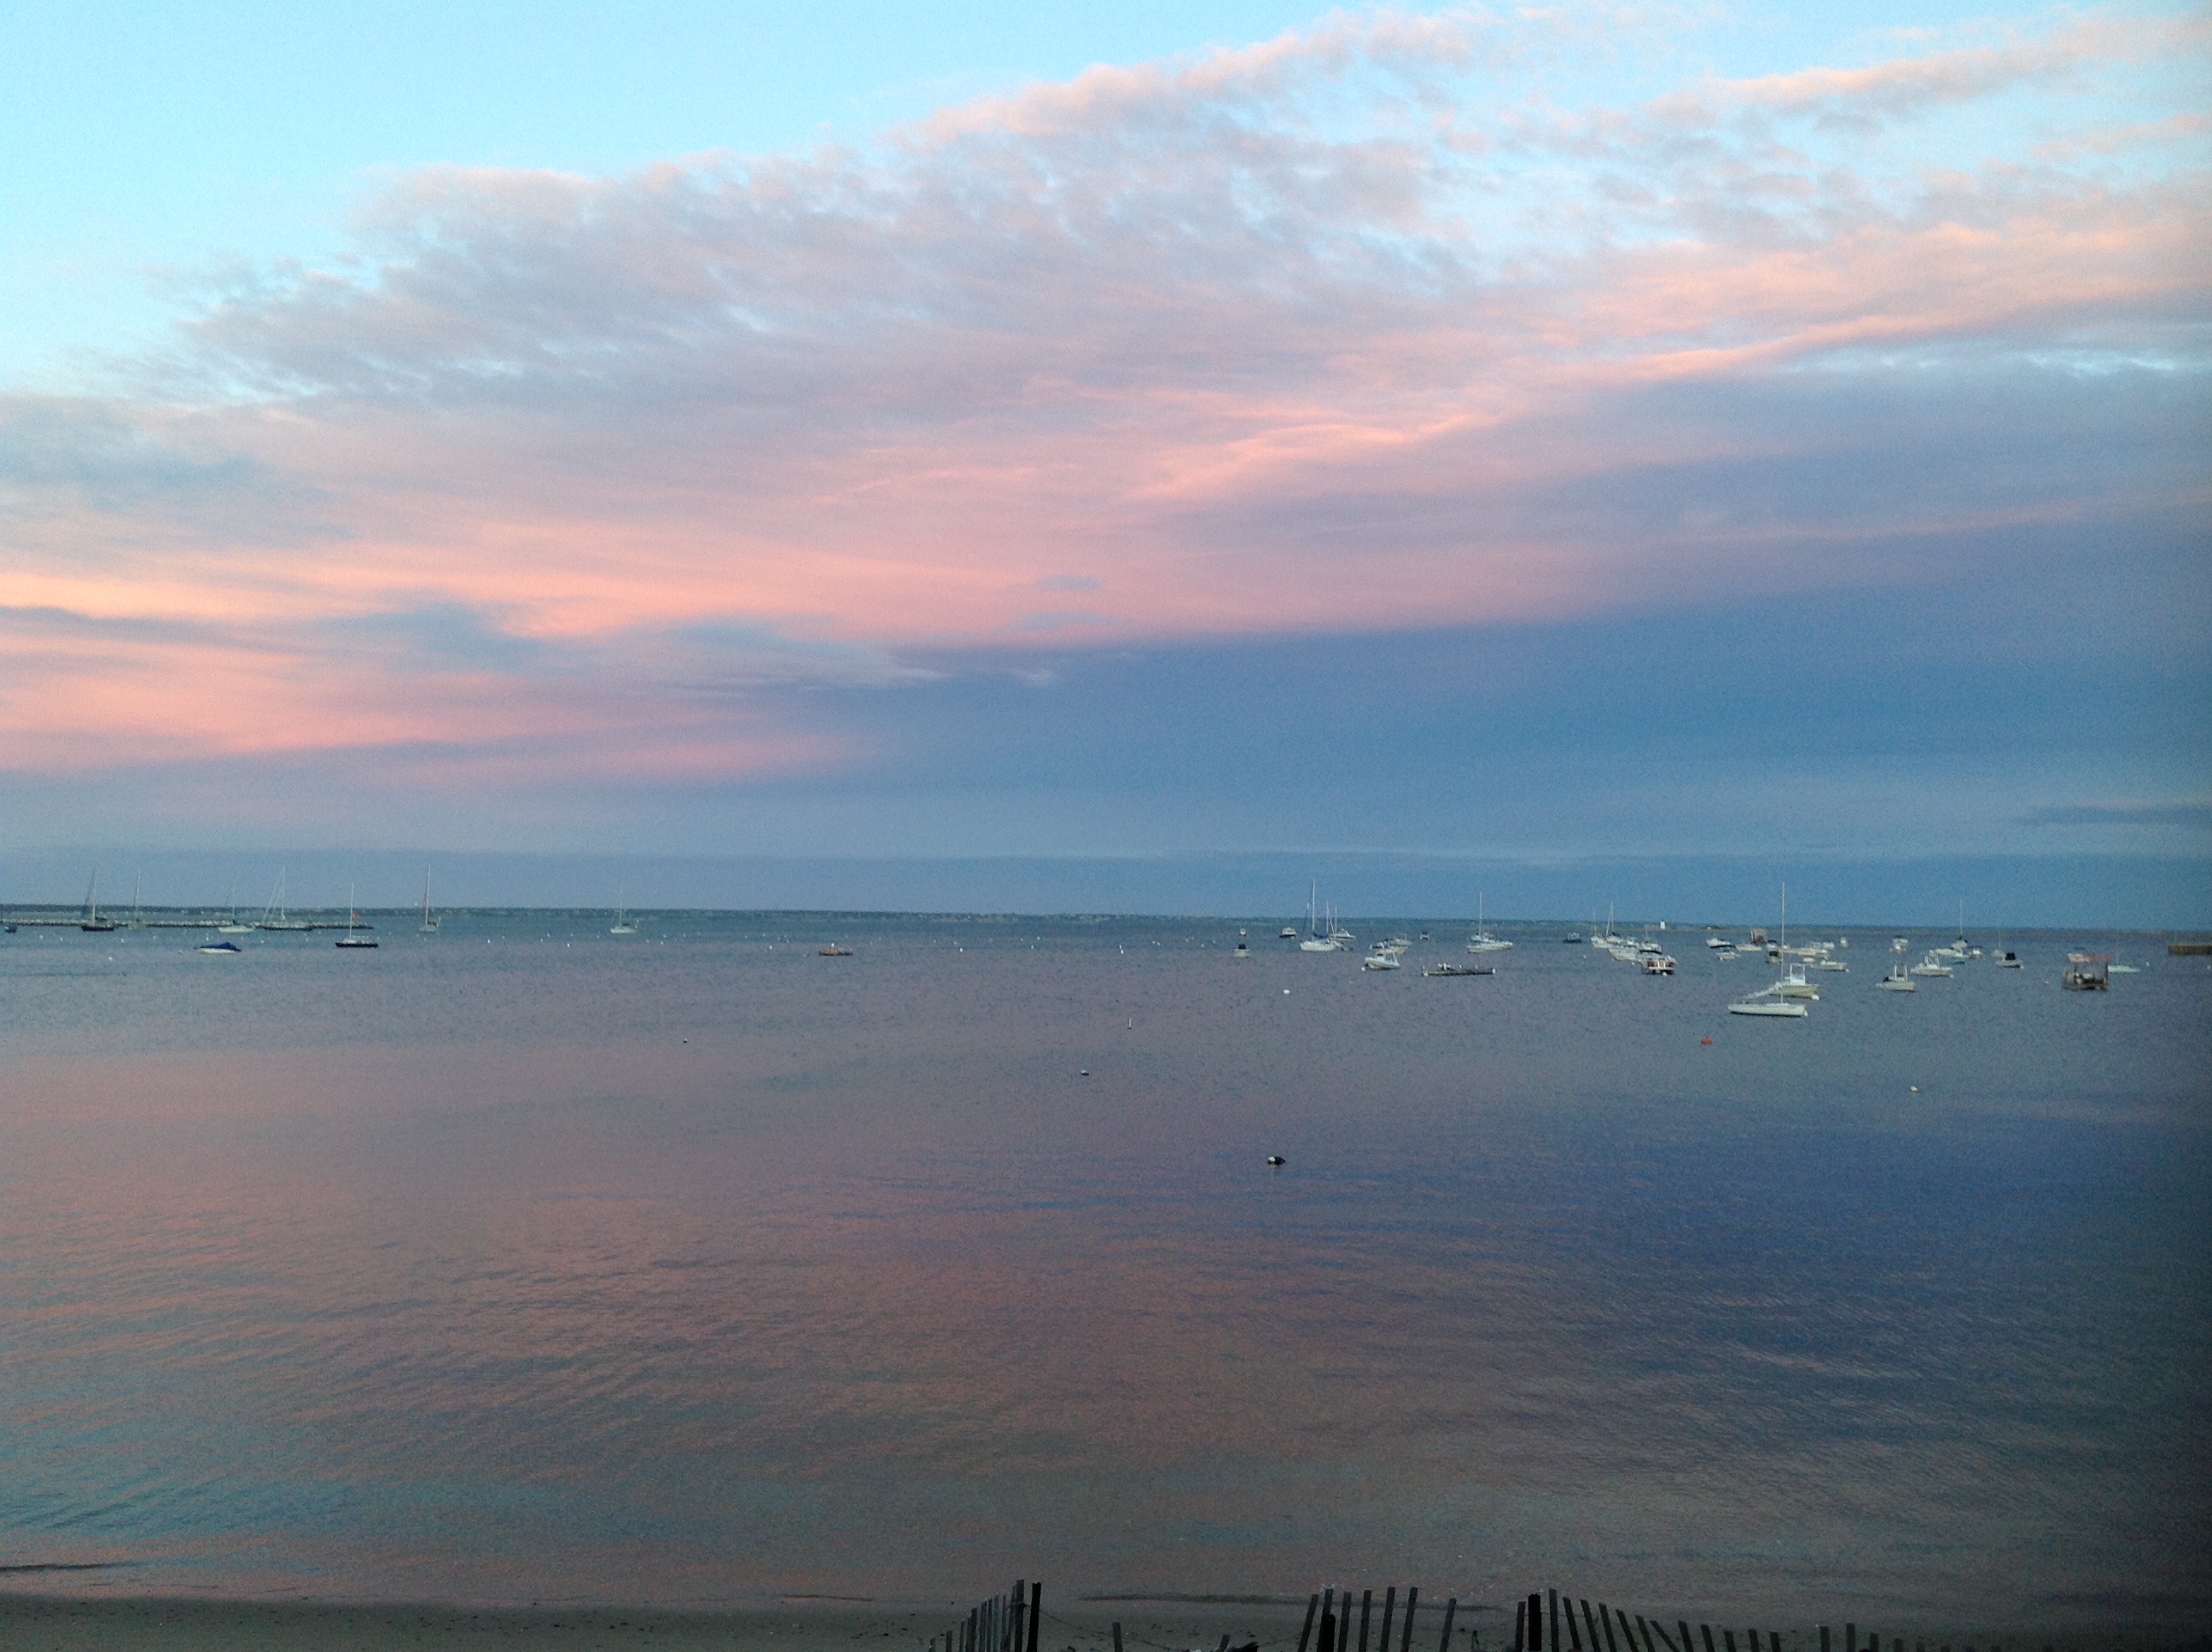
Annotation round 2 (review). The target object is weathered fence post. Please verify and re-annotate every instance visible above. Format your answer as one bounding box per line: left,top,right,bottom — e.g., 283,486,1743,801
1438,1598,1458,1652
1402,1587,1420,1652
1027,1581,1041,1652
1300,1592,1321,1652
1381,1585,1398,1652
1361,1591,1375,1652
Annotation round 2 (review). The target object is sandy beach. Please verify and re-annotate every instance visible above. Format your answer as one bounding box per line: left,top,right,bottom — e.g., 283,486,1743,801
0,1592,1345,1652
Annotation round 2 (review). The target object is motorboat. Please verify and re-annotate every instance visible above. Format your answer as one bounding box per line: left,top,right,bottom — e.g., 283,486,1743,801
1707,935,1732,949
1362,948,1402,970
1730,989,1807,1017
1911,951,1953,978
1423,963,1493,977
818,944,853,956
1279,927,1299,939
2062,953,2110,991
1878,963,1916,991
195,939,242,956
1813,955,1849,971
1773,963,1819,999
1232,934,1251,959
1563,932,1582,944
1892,936,1911,952
1641,952,1675,974
1995,950,2023,968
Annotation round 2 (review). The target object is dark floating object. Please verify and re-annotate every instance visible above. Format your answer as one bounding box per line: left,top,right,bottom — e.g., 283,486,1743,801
1079,1069,1090,1077
1266,1155,1286,1166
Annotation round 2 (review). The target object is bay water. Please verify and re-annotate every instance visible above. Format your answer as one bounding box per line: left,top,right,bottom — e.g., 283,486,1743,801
2,914,2205,1628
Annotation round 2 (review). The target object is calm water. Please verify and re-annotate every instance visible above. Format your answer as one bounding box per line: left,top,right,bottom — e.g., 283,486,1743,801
2,914,2206,1627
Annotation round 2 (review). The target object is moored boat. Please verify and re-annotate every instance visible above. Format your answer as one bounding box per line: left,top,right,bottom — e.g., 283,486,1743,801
2062,954,2110,990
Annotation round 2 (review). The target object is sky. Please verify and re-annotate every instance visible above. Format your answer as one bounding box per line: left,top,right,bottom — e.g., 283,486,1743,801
2,1,2208,918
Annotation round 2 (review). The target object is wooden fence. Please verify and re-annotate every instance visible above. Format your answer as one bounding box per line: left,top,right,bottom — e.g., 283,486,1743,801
934,1581,2157,1652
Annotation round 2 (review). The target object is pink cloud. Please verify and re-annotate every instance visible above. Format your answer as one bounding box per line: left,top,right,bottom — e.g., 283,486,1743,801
3,7,2204,784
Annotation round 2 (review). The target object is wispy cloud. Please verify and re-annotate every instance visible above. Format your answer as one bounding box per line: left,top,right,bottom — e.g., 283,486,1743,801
1,5,2204,792
2018,800,2212,830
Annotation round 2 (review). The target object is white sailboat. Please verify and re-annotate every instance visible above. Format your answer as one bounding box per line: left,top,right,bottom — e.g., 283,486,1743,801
1466,892,1512,953
1298,881,1337,951
259,867,311,931
218,877,253,934
609,884,638,936
79,866,117,932
418,867,440,933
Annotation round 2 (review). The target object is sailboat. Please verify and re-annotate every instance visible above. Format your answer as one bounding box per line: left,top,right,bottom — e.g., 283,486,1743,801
1298,881,1337,951
1466,892,1512,952
218,877,253,934
418,866,440,933
79,866,117,932
609,885,638,936
335,882,378,949
259,868,311,931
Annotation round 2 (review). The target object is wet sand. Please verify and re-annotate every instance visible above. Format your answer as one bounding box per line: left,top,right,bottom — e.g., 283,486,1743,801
0,1592,1338,1652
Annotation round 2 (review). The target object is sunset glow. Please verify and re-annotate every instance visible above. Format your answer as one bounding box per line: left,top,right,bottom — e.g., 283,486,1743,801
2,3,2204,897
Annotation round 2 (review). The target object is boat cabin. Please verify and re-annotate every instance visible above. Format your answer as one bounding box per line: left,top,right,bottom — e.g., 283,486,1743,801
2062,953,2110,991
